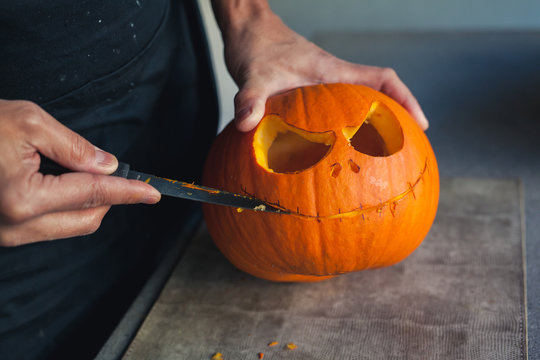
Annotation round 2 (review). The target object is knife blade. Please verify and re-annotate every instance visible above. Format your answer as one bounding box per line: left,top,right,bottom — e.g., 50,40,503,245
39,160,288,214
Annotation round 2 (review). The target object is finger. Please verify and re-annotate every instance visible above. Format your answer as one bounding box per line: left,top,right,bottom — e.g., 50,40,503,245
336,64,429,130
14,101,118,174
0,206,111,246
234,84,269,132
3,172,160,224
33,172,161,211
377,71,429,130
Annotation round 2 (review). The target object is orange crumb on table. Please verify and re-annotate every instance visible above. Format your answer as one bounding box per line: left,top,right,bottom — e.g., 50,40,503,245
211,353,223,360
286,343,297,350
268,341,278,347
258,353,264,359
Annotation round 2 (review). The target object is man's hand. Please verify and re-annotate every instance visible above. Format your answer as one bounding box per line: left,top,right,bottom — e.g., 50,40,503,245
0,100,161,246
211,0,429,132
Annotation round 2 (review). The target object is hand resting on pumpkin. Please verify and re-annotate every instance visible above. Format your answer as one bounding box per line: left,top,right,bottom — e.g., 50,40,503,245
211,0,429,132
0,100,160,246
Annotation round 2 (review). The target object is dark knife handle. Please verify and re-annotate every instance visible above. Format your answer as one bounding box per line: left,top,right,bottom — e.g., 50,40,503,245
39,157,130,178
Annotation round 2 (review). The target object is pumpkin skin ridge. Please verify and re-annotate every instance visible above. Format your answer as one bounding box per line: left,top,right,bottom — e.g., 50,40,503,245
238,157,429,219
360,157,434,270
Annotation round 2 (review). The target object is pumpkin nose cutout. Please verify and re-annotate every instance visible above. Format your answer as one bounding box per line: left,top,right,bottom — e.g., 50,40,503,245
330,162,342,177
254,114,336,173
343,101,404,157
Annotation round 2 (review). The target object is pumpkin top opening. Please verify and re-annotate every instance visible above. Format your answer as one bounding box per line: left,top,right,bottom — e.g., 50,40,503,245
343,101,404,157
254,114,335,173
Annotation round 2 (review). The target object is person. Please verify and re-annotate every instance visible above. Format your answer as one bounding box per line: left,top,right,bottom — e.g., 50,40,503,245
0,0,428,359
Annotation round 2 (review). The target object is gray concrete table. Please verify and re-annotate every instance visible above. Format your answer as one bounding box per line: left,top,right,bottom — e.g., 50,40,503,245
121,178,527,360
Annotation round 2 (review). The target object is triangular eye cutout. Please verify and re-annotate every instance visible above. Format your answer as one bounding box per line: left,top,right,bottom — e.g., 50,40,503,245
254,115,336,173
342,102,404,157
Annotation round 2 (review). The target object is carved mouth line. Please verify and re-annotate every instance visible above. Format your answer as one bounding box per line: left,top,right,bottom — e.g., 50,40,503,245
243,159,429,220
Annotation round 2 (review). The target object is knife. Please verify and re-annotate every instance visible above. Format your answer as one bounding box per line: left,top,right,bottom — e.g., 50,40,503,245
39,160,288,214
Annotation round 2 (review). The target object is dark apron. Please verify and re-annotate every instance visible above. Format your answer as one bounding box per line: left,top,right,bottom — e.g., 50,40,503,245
0,1,218,359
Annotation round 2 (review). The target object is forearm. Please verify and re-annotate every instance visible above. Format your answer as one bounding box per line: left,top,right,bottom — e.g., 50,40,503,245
210,0,275,42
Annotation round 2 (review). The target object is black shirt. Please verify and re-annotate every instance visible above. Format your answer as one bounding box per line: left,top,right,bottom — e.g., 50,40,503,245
0,1,218,359
0,0,167,104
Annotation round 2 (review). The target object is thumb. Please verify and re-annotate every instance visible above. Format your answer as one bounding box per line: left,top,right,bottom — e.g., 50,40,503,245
233,85,268,132
28,105,118,174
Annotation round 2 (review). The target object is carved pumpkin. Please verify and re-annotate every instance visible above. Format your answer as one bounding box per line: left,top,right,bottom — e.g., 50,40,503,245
202,83,439,282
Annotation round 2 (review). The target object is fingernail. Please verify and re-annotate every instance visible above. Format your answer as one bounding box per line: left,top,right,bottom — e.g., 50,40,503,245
94,147,117,169
420,115,429,130
415,109,429,130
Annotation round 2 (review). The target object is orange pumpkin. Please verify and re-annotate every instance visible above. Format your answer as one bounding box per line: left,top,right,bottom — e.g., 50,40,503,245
202,83,439,282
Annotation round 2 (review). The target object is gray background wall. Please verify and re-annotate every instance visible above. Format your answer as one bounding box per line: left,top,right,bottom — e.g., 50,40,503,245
267,0,540,38
198,0,540,128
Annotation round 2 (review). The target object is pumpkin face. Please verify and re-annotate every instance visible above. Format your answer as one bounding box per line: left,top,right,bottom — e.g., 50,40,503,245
202,83,439,282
